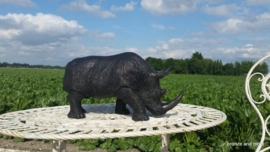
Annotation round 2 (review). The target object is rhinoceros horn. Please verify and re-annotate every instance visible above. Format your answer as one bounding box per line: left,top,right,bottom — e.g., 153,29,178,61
150,68,170,78
162,90,184,112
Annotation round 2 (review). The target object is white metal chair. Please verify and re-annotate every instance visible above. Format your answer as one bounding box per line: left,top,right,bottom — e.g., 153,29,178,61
245,54,270,152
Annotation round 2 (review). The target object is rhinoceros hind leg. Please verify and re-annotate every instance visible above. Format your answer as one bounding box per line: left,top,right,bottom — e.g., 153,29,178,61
115,98,130,115
116,88,149,121
67,91,85,119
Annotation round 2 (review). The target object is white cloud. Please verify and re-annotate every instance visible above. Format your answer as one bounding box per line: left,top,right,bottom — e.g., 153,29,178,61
0,0,35,7
0,13,87,45
204,0,225,4
111,1,136,11
147,48,157,53
141,0,197,15
239,35,269,41
146,38,227,59
0,40,62,65
151,24,165,30
213,18,243,33
112,25,121,29
0,13,88,65
100,32,115,38
60,0,115,18
90,31,115,38
125,47,138,53
18,50,31,56
211,13,270,34
168,26,176,30
221,43,267,60
246,0,270,6
245,44,253,47
1,36,269,66
66,46,122,58
144,38,270,64
202,4,243,17
0,39,125,66
151,23,176,30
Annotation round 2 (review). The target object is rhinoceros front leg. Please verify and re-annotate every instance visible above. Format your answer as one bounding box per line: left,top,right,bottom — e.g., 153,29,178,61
66,91,85,119
115,98,130,115
116,88,149,121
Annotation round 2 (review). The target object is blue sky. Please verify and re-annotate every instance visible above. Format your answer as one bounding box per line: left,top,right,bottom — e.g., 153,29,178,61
0,0,270,66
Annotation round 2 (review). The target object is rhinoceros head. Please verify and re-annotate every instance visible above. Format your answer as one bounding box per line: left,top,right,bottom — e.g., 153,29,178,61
139,68,184,116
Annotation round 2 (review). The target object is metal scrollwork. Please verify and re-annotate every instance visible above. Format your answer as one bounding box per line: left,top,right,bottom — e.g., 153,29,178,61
245,54,270,152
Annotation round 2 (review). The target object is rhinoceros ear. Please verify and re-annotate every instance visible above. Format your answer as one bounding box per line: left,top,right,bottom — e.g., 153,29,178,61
150,68,170,78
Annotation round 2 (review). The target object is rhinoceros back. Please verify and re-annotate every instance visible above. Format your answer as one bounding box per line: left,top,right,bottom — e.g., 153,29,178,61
63,52,154,98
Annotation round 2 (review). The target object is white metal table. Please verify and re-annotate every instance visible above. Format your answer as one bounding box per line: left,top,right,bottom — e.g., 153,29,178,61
0,103,226,152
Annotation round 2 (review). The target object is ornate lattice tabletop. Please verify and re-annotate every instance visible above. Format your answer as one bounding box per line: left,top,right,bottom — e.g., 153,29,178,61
0,103,226,152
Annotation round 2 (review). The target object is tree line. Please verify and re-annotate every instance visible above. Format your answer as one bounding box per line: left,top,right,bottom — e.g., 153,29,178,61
146,52,268,75
0,62,64,69
1,52,268,75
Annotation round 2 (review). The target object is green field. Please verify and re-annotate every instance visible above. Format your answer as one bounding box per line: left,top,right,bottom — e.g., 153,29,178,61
0,68,267,151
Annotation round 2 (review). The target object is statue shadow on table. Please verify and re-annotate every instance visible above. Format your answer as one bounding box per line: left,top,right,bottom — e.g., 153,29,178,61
79,103,180,120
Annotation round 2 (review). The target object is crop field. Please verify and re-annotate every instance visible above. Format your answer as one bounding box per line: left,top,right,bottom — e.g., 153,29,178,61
0,68,268,151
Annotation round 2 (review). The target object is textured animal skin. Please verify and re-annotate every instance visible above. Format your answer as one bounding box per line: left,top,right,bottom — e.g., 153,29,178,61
63,52,184,121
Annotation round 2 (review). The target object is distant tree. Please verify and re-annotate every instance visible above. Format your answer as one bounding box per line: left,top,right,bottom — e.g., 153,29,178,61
213,60,223,75
191,52,203,60
22,63,30,68
188,52,206,74
145,52,269,76
241,61,254,75
1,62,9,67
188,58,197,74
174,59,188,74
204,59,214,75
146,57,164,70
260,62,269,74
234,61,241,76
164,58,175,69
223,63,234,75
188,58,207,74
253,62,269,74
0,62,63,69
